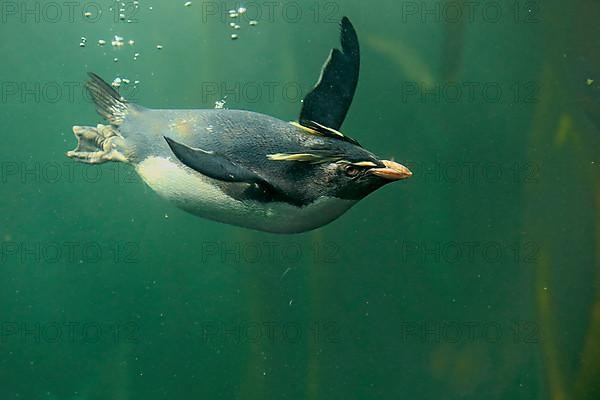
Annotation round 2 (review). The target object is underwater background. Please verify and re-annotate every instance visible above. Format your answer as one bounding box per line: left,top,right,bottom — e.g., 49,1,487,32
1,0,600,399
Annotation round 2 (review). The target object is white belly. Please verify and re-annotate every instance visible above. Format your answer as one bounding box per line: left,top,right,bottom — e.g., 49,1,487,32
136,156,356,233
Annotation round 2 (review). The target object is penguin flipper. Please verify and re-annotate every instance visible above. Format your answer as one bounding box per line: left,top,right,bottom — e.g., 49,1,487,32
164,137,264,184
299,17,360,131
164,137,306,206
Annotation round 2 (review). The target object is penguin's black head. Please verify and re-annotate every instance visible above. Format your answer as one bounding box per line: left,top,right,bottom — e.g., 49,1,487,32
267,139,412,204
323,156,412,201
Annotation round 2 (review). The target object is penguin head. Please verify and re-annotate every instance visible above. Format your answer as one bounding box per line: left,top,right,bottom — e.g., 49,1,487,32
267,138,412,205
321,156,412,201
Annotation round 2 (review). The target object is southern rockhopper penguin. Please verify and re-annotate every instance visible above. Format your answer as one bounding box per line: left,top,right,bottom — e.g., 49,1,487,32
67,17,412,233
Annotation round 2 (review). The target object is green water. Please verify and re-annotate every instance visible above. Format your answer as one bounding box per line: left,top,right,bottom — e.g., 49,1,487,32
1,0,599,399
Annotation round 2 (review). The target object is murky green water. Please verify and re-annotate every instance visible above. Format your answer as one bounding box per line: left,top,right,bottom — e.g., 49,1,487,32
1,1,599,399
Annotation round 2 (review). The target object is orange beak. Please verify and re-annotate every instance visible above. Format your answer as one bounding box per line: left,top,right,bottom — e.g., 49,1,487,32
369,160,412,181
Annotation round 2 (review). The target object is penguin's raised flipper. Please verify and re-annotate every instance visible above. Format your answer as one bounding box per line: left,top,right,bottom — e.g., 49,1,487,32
299,17,360,131
164,137,264,184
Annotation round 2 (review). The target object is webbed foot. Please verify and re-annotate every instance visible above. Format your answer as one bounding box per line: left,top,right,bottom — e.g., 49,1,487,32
67,124,128,164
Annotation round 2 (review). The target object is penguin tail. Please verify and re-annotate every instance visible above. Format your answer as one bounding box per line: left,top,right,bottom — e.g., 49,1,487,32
85,72,129,126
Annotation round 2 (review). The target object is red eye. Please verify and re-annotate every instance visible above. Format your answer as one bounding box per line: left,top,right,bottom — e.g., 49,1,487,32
345,165,360,177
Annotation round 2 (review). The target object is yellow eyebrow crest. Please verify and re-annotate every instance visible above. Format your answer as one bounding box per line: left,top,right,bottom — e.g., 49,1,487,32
308,121,345,138
290,121,321,136
352,161,377,167
267,151,345,164
267,153,324,162
289,120,362,147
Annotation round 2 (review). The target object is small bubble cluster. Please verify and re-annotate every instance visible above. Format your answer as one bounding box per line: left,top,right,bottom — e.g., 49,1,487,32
86,34,142,61
112,35,125,47
77,2,217,90
226,7,258,40
112,77,140,89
